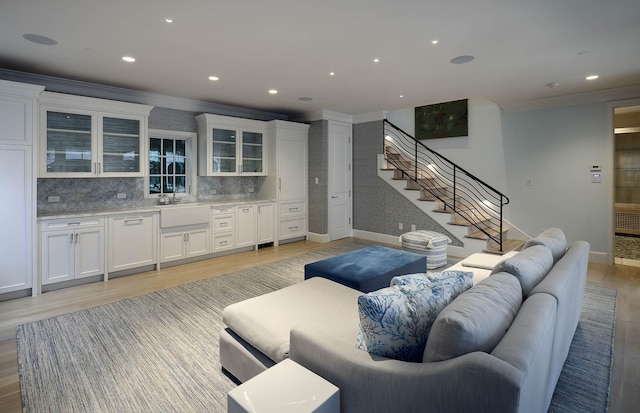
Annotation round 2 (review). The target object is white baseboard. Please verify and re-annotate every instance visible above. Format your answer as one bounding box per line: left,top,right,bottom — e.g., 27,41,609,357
307,232,330,243
352,230,401,246
589,251,611,265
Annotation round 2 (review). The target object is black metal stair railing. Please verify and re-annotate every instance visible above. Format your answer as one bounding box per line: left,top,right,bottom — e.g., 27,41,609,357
383,119,510,251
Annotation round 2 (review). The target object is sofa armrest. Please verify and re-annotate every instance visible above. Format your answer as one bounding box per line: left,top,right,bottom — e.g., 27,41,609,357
290,326,524,413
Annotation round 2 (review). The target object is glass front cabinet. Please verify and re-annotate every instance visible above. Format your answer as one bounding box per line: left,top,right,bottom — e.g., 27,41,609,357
196,113,266,176
39,92,152,178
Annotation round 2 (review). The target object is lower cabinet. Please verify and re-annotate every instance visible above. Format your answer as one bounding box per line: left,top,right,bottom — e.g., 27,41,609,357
257,202,275,245
161,225,210,263
40,218,105,285
235,205,256,248
212,206,236,252
108,213,157,272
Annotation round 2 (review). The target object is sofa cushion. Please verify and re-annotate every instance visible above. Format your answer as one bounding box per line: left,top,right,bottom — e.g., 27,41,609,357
391,270,473,298
357,283,452,362
491,245,553,297
223,277,361,363
423,272,523,362
460,250,519,270
523,227,567,263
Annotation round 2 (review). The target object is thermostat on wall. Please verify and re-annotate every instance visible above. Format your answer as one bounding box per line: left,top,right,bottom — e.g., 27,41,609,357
590,163,602,172
592,173,602,183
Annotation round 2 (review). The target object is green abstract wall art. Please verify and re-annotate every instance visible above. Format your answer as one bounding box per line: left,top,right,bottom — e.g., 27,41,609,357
415,99,468,139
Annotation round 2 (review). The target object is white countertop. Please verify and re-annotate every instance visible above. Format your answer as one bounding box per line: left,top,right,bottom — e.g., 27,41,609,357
37,198,277,220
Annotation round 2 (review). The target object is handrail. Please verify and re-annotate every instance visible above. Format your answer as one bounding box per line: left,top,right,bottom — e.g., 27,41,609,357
383,119,509,251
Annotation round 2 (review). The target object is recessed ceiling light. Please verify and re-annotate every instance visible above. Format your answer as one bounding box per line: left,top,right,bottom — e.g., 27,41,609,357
165,18,174,23
373,58,380,63
586,75,599,80
269,89,278,95
399,95,404,98
329,72,335,76
298,97,312,102
23,33,57,45
208,76,219,81
450,55,475,64
431,40,438,45
122,56,136,63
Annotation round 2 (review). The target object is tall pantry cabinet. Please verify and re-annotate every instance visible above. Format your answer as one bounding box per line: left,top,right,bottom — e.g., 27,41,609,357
264,121,310,244
0,80,44,297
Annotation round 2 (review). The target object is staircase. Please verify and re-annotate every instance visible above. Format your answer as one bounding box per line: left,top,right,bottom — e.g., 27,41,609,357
381,120,525,255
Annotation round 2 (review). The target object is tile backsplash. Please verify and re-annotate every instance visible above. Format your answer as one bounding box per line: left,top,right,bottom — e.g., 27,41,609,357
37,176,261,215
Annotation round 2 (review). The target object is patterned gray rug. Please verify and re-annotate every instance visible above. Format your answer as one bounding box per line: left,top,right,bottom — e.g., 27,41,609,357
17,242,616,412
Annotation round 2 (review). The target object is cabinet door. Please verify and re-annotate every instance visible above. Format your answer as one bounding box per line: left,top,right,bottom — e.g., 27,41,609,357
211,127,238,174
257,203,275,244
278,136,307,201
161,232,186,263
109,214,157,272
41,108,96,177
0,145,32,293
75,227,104,279
235,206,256,248
0,96,33,144
241,130,264,175
41,230,75,285
99,114,144,176
186,228,210,258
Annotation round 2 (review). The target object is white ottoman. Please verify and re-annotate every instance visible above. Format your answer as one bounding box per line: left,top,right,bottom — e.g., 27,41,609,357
400,230,451,269
228,359,340,413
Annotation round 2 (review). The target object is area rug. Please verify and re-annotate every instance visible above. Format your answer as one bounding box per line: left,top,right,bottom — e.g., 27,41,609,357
17,243,617,412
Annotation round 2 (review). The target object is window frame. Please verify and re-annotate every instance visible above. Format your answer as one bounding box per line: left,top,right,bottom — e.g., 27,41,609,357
146,129,197,200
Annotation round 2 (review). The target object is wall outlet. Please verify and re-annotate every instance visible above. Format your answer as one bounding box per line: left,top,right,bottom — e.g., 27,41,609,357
399,223,403,230
117,193,126,199
411,224,416,231
315,177,319,184
211,189,217,195
47,195,60,203
248,187,254,193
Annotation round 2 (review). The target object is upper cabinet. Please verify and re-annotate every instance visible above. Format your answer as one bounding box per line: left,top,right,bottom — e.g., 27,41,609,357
195,113,266,176
39,92,153,178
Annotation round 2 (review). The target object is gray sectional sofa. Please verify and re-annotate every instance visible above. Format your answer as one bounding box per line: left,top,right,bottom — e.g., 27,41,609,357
220,228,590,413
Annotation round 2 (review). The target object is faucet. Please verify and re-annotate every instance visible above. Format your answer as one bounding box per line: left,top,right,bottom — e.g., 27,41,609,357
172,191,180,203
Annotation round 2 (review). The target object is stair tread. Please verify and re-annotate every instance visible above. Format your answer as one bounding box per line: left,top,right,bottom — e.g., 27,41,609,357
466,225,509,239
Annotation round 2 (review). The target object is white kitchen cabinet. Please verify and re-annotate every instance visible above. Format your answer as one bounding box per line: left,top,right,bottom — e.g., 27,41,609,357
264,120,309,243
257,202,275,245
0,80,43,296
196,114,266,176
39,92,152,178
108,213,158,273
40,217,105,285
211,206,236,252
160,226,210,263
235,205,256,248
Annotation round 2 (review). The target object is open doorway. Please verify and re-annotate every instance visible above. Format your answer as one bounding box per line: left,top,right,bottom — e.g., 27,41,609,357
614,105,640,265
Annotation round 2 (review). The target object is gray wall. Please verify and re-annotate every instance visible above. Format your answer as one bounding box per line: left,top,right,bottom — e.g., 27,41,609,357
353,120,462,245
308,120,328,234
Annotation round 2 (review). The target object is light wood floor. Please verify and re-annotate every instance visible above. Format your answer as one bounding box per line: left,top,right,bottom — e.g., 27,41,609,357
0,238,638,412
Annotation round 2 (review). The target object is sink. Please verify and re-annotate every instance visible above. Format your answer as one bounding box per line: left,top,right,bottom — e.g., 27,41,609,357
159,204,210,228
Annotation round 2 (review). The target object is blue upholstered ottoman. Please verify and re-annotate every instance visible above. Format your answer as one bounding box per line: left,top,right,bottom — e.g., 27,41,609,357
304,245,427,292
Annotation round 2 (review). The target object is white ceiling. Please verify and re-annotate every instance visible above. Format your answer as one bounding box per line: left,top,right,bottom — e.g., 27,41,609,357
1,0,640,118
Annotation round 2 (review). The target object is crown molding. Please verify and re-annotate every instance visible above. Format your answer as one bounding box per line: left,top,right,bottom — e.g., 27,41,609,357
0,68,288,121
500,84,640,113
353,111,388,124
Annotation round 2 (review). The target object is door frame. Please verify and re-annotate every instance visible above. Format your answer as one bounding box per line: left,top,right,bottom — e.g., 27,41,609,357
607,98,640,265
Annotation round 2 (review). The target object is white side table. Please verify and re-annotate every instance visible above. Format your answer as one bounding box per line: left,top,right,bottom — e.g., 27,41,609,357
227,359,340,413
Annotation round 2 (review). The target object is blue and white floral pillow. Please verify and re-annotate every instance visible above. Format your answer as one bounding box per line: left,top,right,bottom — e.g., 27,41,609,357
391,270,473,298
356,283,452,362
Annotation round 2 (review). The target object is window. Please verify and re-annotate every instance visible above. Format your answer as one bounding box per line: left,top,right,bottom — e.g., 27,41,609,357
147,130,196,197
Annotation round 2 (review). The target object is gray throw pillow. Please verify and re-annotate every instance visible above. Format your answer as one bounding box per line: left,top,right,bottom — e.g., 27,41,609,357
423,272,522,362
491,244,553,297
523,227,567,263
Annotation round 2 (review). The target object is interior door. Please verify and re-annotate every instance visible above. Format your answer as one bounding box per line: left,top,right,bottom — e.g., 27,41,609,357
328,121,352,241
